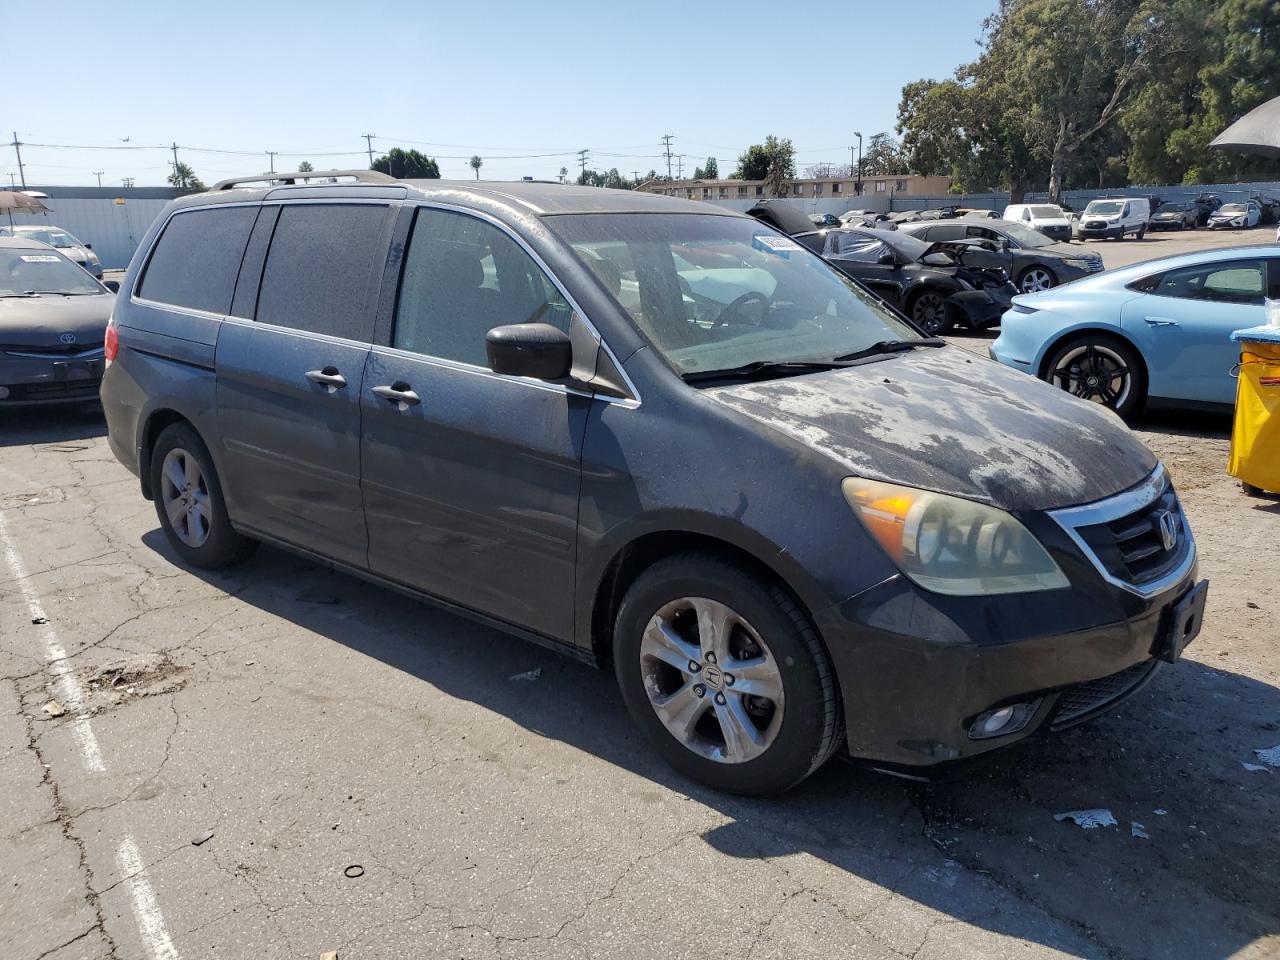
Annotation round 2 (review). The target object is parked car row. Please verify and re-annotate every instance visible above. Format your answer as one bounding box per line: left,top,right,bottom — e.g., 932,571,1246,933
0,224,103,278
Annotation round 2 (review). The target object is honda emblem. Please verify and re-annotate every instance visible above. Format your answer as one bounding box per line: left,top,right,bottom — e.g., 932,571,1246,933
1156,510,1178,551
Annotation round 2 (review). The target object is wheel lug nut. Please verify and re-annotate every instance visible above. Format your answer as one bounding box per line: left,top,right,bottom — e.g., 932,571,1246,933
693,684,705,698
724,674,734,686
705,652,717,664
688,660,700,673
714,692,726,705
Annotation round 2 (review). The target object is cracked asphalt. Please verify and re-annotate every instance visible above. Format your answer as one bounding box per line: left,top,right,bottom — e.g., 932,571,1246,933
2,393,1278,960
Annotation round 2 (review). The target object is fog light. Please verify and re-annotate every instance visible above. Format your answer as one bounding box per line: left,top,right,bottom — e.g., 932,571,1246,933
0,386,10,400
968,699,1041,740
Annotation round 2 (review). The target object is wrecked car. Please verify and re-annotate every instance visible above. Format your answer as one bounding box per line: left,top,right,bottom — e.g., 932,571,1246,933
794,227,1017,334
102,177,1206,795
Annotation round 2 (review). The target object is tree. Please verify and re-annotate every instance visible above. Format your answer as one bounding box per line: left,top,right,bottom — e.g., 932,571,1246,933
168,161,205,195
862,133,908,176
703,156,719,179
575,168,633,190
469,155,483,180
297,161,314,173
733,136,795,194
371,148,441,179
559,166,569,183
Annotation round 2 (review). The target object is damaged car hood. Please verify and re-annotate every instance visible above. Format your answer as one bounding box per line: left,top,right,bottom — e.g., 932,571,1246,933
707,346,1157,512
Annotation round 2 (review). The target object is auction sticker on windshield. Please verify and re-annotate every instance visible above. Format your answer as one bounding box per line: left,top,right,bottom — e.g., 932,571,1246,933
752,235,801,257
20,255,60,262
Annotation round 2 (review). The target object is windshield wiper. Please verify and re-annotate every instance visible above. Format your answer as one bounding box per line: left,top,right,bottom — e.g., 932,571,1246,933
832,338,945,363
682,359,849,384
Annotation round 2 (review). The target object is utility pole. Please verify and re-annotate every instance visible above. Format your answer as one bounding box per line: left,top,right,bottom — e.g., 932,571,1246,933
853,132,863,196
93,171,104,187
170,142,180,179
577,149,589,180
122,177,135,188
11,132,27,190
661,134,674,179
267,151,277,174
676,155,684,179
8,173,17,188
362,133,376,167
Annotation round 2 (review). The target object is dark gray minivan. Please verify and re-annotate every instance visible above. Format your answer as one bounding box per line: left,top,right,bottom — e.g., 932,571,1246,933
101,173,1207,794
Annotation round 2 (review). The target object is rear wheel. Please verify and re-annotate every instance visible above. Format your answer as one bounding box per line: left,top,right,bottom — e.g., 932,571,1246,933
613,553,843,795
1043,333,1146,420
1137,224,1147,240
150,423,256,569
909,289,954,335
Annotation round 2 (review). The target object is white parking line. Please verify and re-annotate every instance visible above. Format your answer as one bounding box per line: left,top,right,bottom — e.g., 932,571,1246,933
0,501,180,960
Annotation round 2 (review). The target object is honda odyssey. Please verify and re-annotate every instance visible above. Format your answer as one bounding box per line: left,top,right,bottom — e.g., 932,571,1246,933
100,173,1207,794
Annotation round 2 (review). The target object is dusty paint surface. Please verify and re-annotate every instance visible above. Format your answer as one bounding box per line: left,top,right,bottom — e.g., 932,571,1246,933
709,346,1158,511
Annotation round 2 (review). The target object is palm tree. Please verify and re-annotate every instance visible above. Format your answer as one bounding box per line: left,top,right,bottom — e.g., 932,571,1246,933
469,155,483,180
167,161,205,195
559,167,569,183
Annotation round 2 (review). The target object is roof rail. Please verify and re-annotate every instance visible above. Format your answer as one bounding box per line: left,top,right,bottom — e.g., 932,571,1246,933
211,170,397,191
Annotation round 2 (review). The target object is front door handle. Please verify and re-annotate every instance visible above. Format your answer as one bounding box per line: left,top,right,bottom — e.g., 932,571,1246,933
305,366,348,390
1144,317,1179,327
372,382,421,407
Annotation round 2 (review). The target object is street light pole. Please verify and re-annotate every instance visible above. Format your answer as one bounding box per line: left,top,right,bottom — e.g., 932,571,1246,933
853,132,863,196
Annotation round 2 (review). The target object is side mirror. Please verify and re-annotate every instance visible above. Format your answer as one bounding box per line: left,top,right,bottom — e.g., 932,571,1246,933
103,279,120,294
84,243,93,250
921,252,953,267
877,250,897,266
486,323,572,381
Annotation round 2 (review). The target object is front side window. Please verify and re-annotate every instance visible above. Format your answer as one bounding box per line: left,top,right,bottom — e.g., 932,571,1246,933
547,213,919,377
1152,259,1265,305
0,249,102,297
255,204,389,341
140,206,258,314
394,208,571,366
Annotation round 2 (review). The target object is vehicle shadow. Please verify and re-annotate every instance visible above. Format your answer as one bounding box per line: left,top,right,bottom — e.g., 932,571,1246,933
148,533,1280,960
0,403,106,448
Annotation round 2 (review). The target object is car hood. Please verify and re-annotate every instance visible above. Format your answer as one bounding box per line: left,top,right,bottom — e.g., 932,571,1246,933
707,346,1157,512
0,294,114,348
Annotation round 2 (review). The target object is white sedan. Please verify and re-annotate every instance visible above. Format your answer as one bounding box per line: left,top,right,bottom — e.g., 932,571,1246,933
1207,201,1262,230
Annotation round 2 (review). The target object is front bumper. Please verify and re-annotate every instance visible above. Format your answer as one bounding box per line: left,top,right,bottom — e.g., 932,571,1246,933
815,469,1203,768
1078,222,1122,239
949,285,1015,328
1038,226,1072,243
1,351,104,405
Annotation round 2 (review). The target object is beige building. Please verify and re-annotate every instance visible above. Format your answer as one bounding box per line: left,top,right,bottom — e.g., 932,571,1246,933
637,173,951,203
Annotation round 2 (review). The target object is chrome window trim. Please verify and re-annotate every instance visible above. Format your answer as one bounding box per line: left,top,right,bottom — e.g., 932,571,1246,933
1048,464,1197,598
403,200,642,407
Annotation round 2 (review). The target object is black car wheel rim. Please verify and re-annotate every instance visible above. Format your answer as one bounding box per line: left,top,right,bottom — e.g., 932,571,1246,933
913,293,947,333
1050,344,1131,409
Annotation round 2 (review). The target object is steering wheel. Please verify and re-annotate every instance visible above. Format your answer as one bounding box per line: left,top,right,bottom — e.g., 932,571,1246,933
716,290,770,327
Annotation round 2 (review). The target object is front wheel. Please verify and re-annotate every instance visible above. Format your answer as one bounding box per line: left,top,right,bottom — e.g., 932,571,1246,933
909,289,954,335
1136,224,1147,240
1043,334,1147,420
1018,266,1057,293
613,554,843,795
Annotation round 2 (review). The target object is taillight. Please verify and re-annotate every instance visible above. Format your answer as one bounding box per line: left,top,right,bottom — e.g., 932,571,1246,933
104,319,118,366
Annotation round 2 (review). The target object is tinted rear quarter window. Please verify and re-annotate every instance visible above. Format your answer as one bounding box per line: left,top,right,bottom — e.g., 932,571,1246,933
139,206,257,314
255,204,390,342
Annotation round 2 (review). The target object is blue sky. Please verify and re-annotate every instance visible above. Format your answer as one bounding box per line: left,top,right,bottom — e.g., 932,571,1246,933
4,0,996,187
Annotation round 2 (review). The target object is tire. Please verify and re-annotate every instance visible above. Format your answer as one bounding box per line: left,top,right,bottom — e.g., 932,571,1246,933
1043,333,1147,421
1137,224,1147,240
1018,266,1057,293
613,553,843,796
909,288,954,335
149,422,256,569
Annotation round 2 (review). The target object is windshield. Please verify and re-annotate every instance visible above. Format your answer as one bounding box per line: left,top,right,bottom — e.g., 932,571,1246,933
1219,204,1247,213
1028,205,1063,218
1157,203,1187,212
0,249,103,296
546,213,920,377
1084,201,1124,216
994,222,1054,248
17,229,78,249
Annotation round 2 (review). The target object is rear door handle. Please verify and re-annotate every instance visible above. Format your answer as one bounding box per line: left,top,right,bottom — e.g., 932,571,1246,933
305,366,348,390
372,382,421,407
1145,317,1179,327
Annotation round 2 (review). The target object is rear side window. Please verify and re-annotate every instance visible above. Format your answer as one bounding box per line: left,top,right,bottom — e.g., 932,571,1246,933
1152,259,1265,305
139,206,256,314
255,204,389,342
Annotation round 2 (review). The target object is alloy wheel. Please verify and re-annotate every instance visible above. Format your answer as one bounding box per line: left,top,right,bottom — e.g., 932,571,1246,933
1020,268,1055,293
639,597,785,764
1049,343,1131,409
912,292,947,334
159,447,212,548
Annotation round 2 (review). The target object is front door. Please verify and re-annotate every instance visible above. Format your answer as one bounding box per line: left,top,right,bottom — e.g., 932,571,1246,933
215,201,395,566
1121,257,1271,404
360,205,590,641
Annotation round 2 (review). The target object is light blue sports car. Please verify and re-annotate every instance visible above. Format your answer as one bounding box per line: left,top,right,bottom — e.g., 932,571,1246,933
991,245,1280,419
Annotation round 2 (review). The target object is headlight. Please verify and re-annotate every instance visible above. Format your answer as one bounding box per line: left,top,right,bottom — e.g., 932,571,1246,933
842,477,1069,595
1064,258,1092,268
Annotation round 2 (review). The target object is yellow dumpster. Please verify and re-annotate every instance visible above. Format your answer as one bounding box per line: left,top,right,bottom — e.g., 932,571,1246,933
1228,325,1280,496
